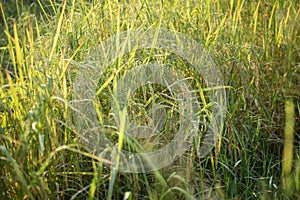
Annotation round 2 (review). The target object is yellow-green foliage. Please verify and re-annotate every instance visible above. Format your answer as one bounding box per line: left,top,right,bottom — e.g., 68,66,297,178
0,0,299,199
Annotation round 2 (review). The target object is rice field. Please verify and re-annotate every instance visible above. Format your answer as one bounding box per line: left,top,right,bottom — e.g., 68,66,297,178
0,0,299,199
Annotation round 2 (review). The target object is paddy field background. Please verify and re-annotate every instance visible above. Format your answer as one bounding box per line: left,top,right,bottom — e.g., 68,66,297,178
0,0,299,199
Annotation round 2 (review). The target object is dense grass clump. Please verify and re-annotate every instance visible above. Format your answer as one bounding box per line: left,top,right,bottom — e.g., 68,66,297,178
0,0,299,199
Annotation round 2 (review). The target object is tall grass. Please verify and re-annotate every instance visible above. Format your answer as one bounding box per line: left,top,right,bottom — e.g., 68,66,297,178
0,0,299,199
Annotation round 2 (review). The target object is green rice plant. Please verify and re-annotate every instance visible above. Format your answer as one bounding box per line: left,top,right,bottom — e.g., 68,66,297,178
0,0,299,199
